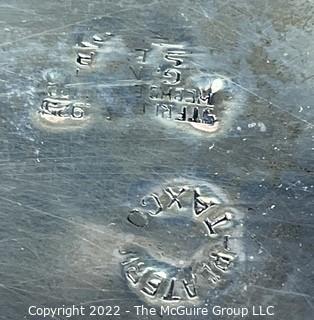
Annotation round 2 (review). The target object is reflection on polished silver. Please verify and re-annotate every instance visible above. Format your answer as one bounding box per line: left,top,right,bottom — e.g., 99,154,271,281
120,179,243,305
2,1,312,319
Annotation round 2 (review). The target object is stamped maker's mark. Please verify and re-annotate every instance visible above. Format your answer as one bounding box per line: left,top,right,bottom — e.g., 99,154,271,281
38,83,90,125
120,181,242,305
75,32,113,74
131,42,230,133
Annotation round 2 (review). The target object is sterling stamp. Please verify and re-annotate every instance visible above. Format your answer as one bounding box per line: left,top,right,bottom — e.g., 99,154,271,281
131,42,239,134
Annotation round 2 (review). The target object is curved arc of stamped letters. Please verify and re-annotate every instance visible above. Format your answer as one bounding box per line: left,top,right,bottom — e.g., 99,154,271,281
120,179,244,306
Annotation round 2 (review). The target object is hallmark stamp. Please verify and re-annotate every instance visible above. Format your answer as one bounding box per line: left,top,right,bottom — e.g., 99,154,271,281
130,41,235,133
120,179,243,305
75,32,113,74
36,83,90,127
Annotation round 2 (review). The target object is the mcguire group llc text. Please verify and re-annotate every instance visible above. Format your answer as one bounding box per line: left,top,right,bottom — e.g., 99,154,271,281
28,304,275,318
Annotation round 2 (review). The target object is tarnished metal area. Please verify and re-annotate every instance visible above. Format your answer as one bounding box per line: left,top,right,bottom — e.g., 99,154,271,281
0,0,313,319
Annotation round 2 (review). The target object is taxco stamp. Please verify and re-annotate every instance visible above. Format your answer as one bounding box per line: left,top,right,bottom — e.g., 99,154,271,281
119,179,244,305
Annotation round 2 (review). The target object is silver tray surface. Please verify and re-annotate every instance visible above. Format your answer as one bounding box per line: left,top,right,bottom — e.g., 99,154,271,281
0,0,313,319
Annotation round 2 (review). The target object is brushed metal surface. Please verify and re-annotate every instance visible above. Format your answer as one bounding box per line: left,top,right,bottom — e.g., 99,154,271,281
0,0,313,319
